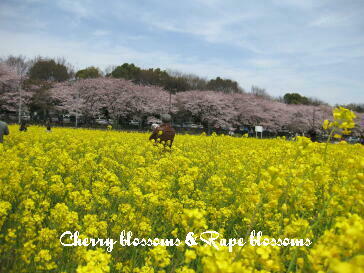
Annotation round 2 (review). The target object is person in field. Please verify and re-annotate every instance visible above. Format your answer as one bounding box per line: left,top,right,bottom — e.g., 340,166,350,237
45,119,52,132
0,119,9,143
19,120,27,132
149,114,175,148
307,128,318,142
151,123,159,131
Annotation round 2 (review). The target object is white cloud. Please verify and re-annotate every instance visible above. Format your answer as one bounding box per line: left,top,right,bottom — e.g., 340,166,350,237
271,0,324,9
23,0,46,2
0,30,180,71
142,7,261,46
248,58,282,68
1,28,363,105
92,30,111,37
56,0,92,18
0,0,363,105
310,13,355,27
0,1,48,30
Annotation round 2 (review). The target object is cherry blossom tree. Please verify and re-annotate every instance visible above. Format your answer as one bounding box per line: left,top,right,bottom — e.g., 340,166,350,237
0,60,37,122
175,91,237,130
0,63,23,114
1,57,32,122
49,78,171,126
46,75,362,134
0,63,20,84
173,90,342,135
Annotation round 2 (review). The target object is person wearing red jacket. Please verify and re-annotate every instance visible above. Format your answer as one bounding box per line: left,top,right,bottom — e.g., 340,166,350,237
149,114,175,148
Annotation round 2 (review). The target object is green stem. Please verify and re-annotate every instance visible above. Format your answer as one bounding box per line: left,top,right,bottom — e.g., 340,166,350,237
323,128,335,162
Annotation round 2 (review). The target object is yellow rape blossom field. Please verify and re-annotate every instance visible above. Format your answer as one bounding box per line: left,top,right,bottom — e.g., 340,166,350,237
0,125,363,273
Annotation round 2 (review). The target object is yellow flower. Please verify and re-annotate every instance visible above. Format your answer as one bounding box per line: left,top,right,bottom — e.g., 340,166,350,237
146,246,171,268
77,249,111,273
1,125,363,272
184,249,196,263
322,119,330,130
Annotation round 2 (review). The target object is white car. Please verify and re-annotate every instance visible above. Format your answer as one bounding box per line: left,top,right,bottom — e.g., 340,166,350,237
21,115,31,121
190,123,203,129
129,120,140,126
62,115,71,123
182,122,194,128
95,119,109,125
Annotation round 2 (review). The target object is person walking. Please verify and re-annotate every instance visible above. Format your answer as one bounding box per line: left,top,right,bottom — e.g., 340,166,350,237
45,119,52,132
360,135,364,145
0,119,9,143
149,114,175,148
19,120,27,132
307,128,318,142
151,123,160,131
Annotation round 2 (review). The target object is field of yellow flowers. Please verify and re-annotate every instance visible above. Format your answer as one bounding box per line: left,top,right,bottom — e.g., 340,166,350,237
0,124,363,272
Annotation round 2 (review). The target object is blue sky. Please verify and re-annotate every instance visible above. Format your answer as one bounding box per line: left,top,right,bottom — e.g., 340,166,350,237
0,0,363,104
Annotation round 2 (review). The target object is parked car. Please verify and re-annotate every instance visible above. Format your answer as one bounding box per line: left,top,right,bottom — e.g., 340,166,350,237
129,120,140,126
183,123,203,129
182,122,194,128
346,136,360,144
62,115,71,123
95,118,109,125
191,124,203,129
21,115,31,121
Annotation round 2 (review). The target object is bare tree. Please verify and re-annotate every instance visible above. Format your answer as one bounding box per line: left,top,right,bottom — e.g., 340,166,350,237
250,85,271,100
167,70,209,90
104,65,117,76
4,55,30,123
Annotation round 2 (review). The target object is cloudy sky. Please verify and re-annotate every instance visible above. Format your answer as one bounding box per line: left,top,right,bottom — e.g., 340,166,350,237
1,0,363,104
